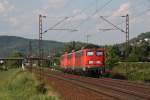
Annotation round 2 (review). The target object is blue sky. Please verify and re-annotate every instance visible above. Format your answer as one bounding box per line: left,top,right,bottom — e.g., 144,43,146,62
0,0,150,45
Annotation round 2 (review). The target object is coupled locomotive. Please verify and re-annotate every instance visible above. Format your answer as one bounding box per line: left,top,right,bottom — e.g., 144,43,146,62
60,47,105,76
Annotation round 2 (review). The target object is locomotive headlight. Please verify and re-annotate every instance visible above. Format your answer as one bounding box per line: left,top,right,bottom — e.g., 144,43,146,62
96,61,102,64
89,61,93,64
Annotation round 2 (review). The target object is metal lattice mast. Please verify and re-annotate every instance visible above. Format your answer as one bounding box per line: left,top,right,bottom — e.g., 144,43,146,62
100,14,130,59
39,15,43,65
38,14,46,81
29,41,32,71
126,14,129,58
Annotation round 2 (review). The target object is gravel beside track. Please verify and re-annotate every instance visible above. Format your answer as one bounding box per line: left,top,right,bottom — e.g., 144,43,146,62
30,68,150,100
48,73,150,100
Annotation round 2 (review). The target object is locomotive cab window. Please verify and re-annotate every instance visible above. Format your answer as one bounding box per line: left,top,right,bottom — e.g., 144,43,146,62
87,51,94,56
96,51,103,56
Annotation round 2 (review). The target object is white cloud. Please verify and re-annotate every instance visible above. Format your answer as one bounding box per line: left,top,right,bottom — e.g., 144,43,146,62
71,9,87,21
0,0,14,14
33,9,48,16
33,0,68,17
47,0,67,9
8,17,18,27
65,9,89,23
136,11,150,28
112,3,130,17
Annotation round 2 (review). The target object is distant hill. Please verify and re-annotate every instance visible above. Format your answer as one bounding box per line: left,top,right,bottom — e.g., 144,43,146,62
117,31,150,47
0,32,149,57
130,32,150,43
114,31,150,61
0,36,65,57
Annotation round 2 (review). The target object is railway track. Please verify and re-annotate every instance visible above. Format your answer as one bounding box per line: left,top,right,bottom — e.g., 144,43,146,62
31,68,150,100
99,78,150,94
64,75,150,95
47,73,150,100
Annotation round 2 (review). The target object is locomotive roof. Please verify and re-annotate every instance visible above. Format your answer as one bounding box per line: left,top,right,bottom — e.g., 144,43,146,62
61,48,104,57
83,44,101,49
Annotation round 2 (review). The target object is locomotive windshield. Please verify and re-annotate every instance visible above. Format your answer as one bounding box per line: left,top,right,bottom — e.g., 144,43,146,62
87,51,94,56
96,51,103,56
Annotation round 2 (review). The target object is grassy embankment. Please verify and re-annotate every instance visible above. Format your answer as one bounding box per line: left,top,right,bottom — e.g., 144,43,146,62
0,69,59,100
112,62,150,82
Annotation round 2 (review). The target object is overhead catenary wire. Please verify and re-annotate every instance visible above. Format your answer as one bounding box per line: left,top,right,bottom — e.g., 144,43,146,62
61,0,113,42
99,0,150,29
96,0,98,13
99,16,125,32
67,0,113,42
68,0,149,44
69,0,96,18
44,17,70,33
47,0,112,33
73,0,113,29
41,4,88,41
45,28,78,32
101,8,150,30
44,0,97,34
43,0,149,44
61,0,97,29
51,0,103,41
116,8,150,26
99,8,150,32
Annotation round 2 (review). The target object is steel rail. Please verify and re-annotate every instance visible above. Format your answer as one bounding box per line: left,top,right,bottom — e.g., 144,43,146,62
30,68,150,100
47,73,150,100
99,78,150,91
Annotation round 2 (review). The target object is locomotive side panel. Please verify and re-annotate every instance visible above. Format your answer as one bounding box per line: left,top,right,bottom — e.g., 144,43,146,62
60,53,68,68
72,52,76,67
75,50,82,67
67,54,71,67
59,48,105,76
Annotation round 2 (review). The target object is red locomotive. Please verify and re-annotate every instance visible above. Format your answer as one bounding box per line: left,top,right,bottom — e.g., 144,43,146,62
60,47,105,76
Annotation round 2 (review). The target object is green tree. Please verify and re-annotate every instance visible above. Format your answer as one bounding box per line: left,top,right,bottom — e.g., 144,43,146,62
113,45,121,56
64,41,76,52
127,40,150,62
127,46,139,62
105,46,119,70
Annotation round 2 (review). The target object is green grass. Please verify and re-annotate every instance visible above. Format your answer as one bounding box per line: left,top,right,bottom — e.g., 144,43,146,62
113,62,150,81
0,69,17,85
0,69,59,100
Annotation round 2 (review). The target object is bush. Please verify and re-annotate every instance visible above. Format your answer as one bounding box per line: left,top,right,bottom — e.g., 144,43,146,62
111,73,127,80
113,62,150,81
0,70,59,100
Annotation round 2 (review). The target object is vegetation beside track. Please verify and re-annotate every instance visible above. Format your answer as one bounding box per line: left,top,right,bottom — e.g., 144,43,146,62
0,69,59,100
112,62,150,82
